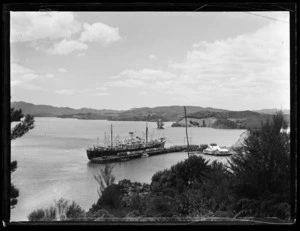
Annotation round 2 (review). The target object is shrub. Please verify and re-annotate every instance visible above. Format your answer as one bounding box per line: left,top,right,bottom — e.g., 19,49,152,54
228,111,291,220
145,195,176,217
66,201,86,220
199,161,234,213
27,199,85,221
151,169,177,192
170,155,210,186
28,209,45,221
94,163,115,197
94,184,124,210
151,155,210,195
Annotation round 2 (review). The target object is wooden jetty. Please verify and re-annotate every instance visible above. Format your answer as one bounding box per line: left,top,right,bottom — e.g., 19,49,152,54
90,145,190,164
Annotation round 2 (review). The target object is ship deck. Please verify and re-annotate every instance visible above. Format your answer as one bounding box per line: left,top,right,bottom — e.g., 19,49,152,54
89,145,234,164
90,145,189,164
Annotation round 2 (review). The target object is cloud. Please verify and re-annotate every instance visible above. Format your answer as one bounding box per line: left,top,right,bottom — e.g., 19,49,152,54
77,86,109,95
172,21,289,77
41,39,88,55
17,83,44,91
76,87,110,96
104,79,145,88
11,12,122,55
77,53,86,57
58,68,67,73
11,63,35,75
137,91,147,95
103,68,176,89
11,63,44,90
10,12,81,43
55,89,74,95
96,86,107,91
112,68,175,81
149,54,156,60
95,92,109,96
167,19,289,108
45,74,55,79
80,22,121,45
101,16,289,109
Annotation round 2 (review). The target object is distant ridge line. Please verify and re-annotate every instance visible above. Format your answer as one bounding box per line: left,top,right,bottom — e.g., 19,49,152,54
11,101,290,114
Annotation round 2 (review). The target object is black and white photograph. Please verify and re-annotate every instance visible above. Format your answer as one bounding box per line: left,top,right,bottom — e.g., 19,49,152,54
3,3,296,225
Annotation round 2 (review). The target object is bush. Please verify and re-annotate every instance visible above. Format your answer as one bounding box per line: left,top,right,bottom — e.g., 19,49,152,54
212,118,237,129
93,184,124,211
145,195,176,217
151,169,177,192
86,209,114,221
199,161,234,213
66,201,86,220
129,193,148,216
94,163,115,197
27,199,85,221
28,209,45,221
170,155,210,186
150,156,211,195
228,111,291,219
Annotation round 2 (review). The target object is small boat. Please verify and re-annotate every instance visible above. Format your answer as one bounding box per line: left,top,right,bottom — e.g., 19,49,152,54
202,143,232,156
142,153,149,157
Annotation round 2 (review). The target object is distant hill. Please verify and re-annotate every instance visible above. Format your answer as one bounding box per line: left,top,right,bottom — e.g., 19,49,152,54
253,108,290,115
109,106,229,122
171,110,275,130
10,101,289,129
10,102,228,122
11,101,123,117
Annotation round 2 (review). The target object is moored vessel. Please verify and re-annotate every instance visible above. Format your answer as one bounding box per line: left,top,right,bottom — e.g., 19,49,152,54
202,143,232,156
87,124,166,160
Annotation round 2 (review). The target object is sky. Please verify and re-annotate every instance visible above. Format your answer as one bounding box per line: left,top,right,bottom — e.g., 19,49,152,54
10,11,290,111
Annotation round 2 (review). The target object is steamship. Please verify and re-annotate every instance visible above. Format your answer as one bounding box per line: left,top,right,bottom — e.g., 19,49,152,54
86,124,166,160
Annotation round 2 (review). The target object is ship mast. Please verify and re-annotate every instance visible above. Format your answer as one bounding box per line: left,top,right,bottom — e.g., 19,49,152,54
184,106,190,157
146,123,148,145
110,124,113,149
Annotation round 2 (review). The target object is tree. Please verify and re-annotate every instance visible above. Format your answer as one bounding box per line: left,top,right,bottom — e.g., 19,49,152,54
10,161,19,209
11,108,35,140
27,198,85,221
10,107,35,209
228,111,290,219
93,163,116,197
151,155,210,193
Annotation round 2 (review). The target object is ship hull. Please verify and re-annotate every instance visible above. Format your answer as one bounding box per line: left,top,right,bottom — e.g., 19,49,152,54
87,141,165,160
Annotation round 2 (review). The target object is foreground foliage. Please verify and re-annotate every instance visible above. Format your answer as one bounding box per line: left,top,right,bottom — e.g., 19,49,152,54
27,111,291,222
93,163,116,197
228,111,290,220
28,198,85,221
11,107,35,209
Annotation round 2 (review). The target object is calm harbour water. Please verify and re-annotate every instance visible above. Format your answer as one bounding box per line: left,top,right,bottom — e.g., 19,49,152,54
10,117,246,221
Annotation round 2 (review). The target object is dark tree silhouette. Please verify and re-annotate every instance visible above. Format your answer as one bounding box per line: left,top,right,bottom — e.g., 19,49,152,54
228,111,290,219
11,108,35,140
93,163,115,197
10,107,35,209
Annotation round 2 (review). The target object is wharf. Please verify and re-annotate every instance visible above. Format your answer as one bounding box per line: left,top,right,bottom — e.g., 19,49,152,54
90,145,191,164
